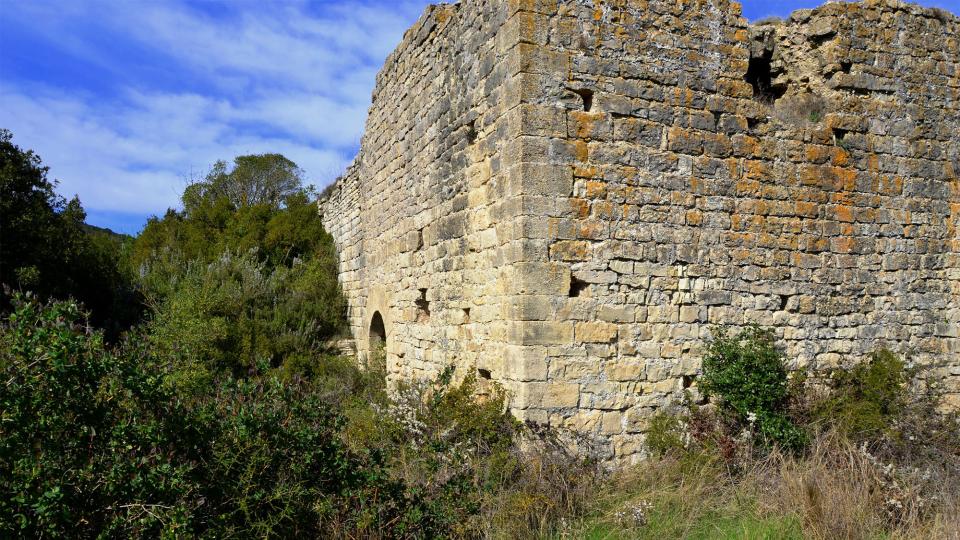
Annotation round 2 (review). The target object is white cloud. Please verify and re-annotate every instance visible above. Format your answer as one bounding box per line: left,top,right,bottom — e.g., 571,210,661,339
0,0,433,221
0,84,355,215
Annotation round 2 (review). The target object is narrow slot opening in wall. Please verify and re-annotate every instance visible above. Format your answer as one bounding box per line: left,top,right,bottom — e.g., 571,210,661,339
478,368,492,380
569,277,590,298
840,61,852,74
466,119,478,145
713,111,722,128
833,127,850,148
415,288,430,322
682,375,694,389
779,295,790,311
463,307,471,323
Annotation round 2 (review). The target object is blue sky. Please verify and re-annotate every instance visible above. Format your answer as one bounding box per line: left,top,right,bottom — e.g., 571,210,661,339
1,0,957,234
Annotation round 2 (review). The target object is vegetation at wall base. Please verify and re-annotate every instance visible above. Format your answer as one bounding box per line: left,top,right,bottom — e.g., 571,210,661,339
575,329,960,540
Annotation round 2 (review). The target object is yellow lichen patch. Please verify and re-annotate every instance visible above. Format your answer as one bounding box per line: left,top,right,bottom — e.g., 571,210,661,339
879,176,903,196
592,201,614,220
585,180,607,199
832,236,856,254
832,147,850,166
573,140,589,162
569,198,590,219
574,165,598,178
806,145,832,164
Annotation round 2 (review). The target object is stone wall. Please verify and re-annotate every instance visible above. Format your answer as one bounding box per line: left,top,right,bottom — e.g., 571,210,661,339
321,0,960,465
320,0,538,383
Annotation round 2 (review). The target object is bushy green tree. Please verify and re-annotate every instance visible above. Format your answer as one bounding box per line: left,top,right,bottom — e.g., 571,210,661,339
0,129,140,335
131,155,346,380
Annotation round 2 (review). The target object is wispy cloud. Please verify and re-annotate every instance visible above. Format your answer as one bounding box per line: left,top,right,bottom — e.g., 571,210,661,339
0,0,431,232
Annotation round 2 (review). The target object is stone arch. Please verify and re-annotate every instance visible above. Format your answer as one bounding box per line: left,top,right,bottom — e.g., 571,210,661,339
369,311,387,352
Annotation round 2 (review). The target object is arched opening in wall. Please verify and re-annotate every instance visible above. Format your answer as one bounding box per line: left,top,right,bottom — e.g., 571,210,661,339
369,311,387,353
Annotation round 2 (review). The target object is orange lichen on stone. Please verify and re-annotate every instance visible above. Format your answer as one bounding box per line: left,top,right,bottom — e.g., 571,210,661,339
834,205,854,223
570,198,590,219
585,180,607,198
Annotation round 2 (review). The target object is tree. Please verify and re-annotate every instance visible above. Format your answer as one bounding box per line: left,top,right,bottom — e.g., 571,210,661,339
131,153,347,380
0,129,138,334
183,154,304,213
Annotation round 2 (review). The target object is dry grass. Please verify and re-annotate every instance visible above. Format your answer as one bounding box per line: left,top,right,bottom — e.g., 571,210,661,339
571,430,960,540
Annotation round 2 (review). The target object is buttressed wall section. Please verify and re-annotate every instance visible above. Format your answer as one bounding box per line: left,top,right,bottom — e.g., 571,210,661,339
321,0,960,464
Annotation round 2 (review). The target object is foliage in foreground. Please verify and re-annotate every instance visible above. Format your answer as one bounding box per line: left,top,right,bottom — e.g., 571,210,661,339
0,296,601,538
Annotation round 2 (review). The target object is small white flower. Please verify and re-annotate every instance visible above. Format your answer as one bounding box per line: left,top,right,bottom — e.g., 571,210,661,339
746,412,758,424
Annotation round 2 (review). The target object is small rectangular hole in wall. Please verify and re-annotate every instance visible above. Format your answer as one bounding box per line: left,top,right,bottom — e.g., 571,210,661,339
415,288,430,322
745,50,786,103
682,375,695,389
463,307,471,323
779,294,790,311
840,61,852,74
569,277,590,298
478,368,492,380
833,127,850,148
466,119,478,145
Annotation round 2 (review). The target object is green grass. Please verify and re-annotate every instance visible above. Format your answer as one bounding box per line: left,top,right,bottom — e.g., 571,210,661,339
578,507,802,540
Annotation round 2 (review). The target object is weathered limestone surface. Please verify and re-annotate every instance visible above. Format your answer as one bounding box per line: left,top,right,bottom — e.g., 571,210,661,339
321,0,960,465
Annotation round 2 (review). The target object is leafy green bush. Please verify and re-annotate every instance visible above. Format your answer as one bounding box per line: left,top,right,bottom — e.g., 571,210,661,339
0,295,195,537
700,327,808,452
2,295,600,538
814,349,909,440
147,249,345,385
0,297,445,537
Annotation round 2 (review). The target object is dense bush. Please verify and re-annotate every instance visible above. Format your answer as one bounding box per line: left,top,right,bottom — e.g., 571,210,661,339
699,327,808,452
132,157,347,381
147,249,345,386
0,296,601,538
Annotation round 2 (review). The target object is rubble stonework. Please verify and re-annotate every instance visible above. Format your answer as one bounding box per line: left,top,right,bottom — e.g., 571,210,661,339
320,0,960,464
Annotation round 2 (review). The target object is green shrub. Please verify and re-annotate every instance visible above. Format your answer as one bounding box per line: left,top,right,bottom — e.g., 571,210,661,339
814,349,909,439
0,295,196,537
700,327,808,452
147,249,345,384
646,410,687,457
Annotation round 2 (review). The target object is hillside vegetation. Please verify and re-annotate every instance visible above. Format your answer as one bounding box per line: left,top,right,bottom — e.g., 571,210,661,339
1,130,958,538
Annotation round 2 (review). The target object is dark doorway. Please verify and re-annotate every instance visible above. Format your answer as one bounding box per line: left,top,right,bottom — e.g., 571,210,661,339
369,311,386,351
